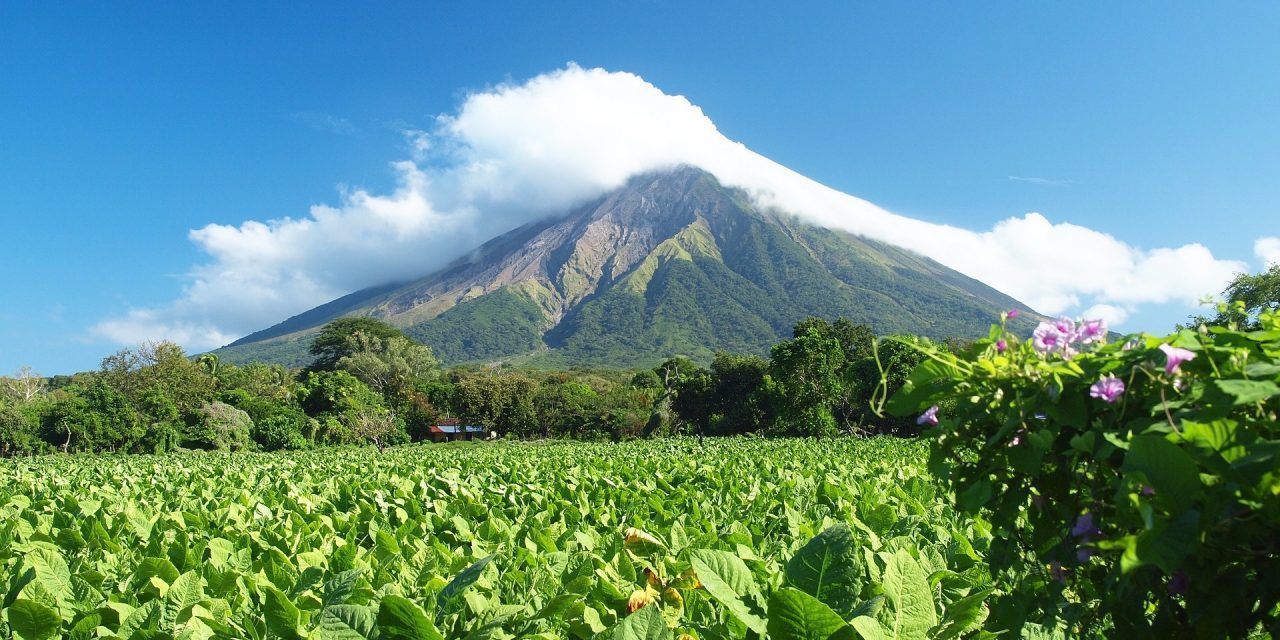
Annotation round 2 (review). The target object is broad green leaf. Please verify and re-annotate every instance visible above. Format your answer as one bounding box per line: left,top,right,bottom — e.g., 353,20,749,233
316,604,377,639
322,570,363,609
689,548,767,635
1213,379,1280,406
7,599,62,640
1119,510,1199,574
931,588,990,640
24,549,72,612
437,555,493,610
607,604,672,640
1123,436,1202,513
879,550,937,640
66,612,101,640
378,595,443,640
162,571,204,631
767,587,857,640
263,587,302,640
175,617,216,640
532,593,579,620
117,599,160,638
850,617,889,640
785,524,864,617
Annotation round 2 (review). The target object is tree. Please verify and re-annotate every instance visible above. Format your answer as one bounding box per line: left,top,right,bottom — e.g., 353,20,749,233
705,353,771,435
298,370,388,444
309,317,409,370
1191,264,1280,329
337,333,438,398
349,408,399,451
41,380,144,453
1,366,46,403
648,357,707,436
0,402,40,456
99,341,215,416
191,401,253,451
766,325,846,436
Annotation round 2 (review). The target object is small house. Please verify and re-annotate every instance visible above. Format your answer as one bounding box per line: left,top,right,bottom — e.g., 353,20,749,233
428,417,487,442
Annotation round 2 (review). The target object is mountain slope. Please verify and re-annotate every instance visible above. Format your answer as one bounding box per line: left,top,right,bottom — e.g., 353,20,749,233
215,166,1038,368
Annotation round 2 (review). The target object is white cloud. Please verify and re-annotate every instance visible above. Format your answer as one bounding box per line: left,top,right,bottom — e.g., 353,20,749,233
1082,304,1129,326
94,64,1249,349
1257,237,1280,267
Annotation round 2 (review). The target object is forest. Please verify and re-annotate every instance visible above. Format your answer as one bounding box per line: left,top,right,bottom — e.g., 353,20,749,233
0,315,933,457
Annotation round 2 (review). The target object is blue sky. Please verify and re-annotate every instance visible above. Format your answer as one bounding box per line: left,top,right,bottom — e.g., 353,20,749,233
2,2,1278,374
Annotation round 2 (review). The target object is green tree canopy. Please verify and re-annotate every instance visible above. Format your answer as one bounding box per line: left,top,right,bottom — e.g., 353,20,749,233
309,317,410,370
1194,264,1280,329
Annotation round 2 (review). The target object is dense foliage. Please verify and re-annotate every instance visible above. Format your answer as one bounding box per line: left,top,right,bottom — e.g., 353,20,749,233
0,438,994,639
0,317,927,456
888,308,1280,637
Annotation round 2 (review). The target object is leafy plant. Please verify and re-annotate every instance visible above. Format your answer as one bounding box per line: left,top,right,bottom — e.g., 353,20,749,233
0,438,988,638
888,309,1280,637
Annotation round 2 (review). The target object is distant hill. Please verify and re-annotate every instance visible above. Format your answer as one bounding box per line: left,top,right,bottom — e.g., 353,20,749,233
215,166,1039,368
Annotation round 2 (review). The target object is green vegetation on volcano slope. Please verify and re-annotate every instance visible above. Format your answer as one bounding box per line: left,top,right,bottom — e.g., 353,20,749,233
0,438,997,639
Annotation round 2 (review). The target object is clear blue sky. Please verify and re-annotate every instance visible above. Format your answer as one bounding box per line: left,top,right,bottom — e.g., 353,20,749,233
2,2,1278,374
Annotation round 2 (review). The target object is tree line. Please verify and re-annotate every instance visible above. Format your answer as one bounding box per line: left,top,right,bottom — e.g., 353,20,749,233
0,315,937,456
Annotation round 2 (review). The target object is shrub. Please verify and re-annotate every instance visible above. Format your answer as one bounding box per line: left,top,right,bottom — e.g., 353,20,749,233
0,403,41,456
251,412,309,451
888,310,1280,637
189,401,254,451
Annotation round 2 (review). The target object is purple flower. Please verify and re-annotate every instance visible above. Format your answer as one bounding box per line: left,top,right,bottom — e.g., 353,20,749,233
1053,317,1078,340
1007,309,1020,319
996,339,1008,353
1158,344,1196,375
1089,375,1125,403
917,405,939,426
1141,485,1156,496
1166,570,1189,596
1078,318,1107,344
1076,546,1096,563
1071,513,1099,538
1032,322,1067,353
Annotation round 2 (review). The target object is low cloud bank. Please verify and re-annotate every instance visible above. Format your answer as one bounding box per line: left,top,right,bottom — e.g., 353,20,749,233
95,65,1255,349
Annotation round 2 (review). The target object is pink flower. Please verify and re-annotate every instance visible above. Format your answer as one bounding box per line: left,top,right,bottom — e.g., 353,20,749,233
1032,322,1066,353
1158,344,1196,374
1007,309,1020,319
1089,375,1125,403
1078,318,1107,344
917,405,939,426
1053,317,1078,340
996,339,1008,353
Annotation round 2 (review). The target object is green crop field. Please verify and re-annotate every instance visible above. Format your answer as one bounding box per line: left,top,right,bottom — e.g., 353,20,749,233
0,438,993,640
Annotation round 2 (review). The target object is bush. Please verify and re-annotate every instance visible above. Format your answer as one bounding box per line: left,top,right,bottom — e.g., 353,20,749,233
189,402,253,451
251,412,309,451
888,310,1280,637
0,403,41,456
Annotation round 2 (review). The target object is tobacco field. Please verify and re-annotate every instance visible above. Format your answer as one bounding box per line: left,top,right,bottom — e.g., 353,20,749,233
0,438,996,639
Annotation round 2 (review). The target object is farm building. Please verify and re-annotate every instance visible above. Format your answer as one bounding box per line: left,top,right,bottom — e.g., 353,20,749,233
428,417,488,442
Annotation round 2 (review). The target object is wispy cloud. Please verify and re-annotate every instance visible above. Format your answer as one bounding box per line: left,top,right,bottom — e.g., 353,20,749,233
1257,236,1280,267
92,65,1247,349
1008,175,1074,187
289,111,359,136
